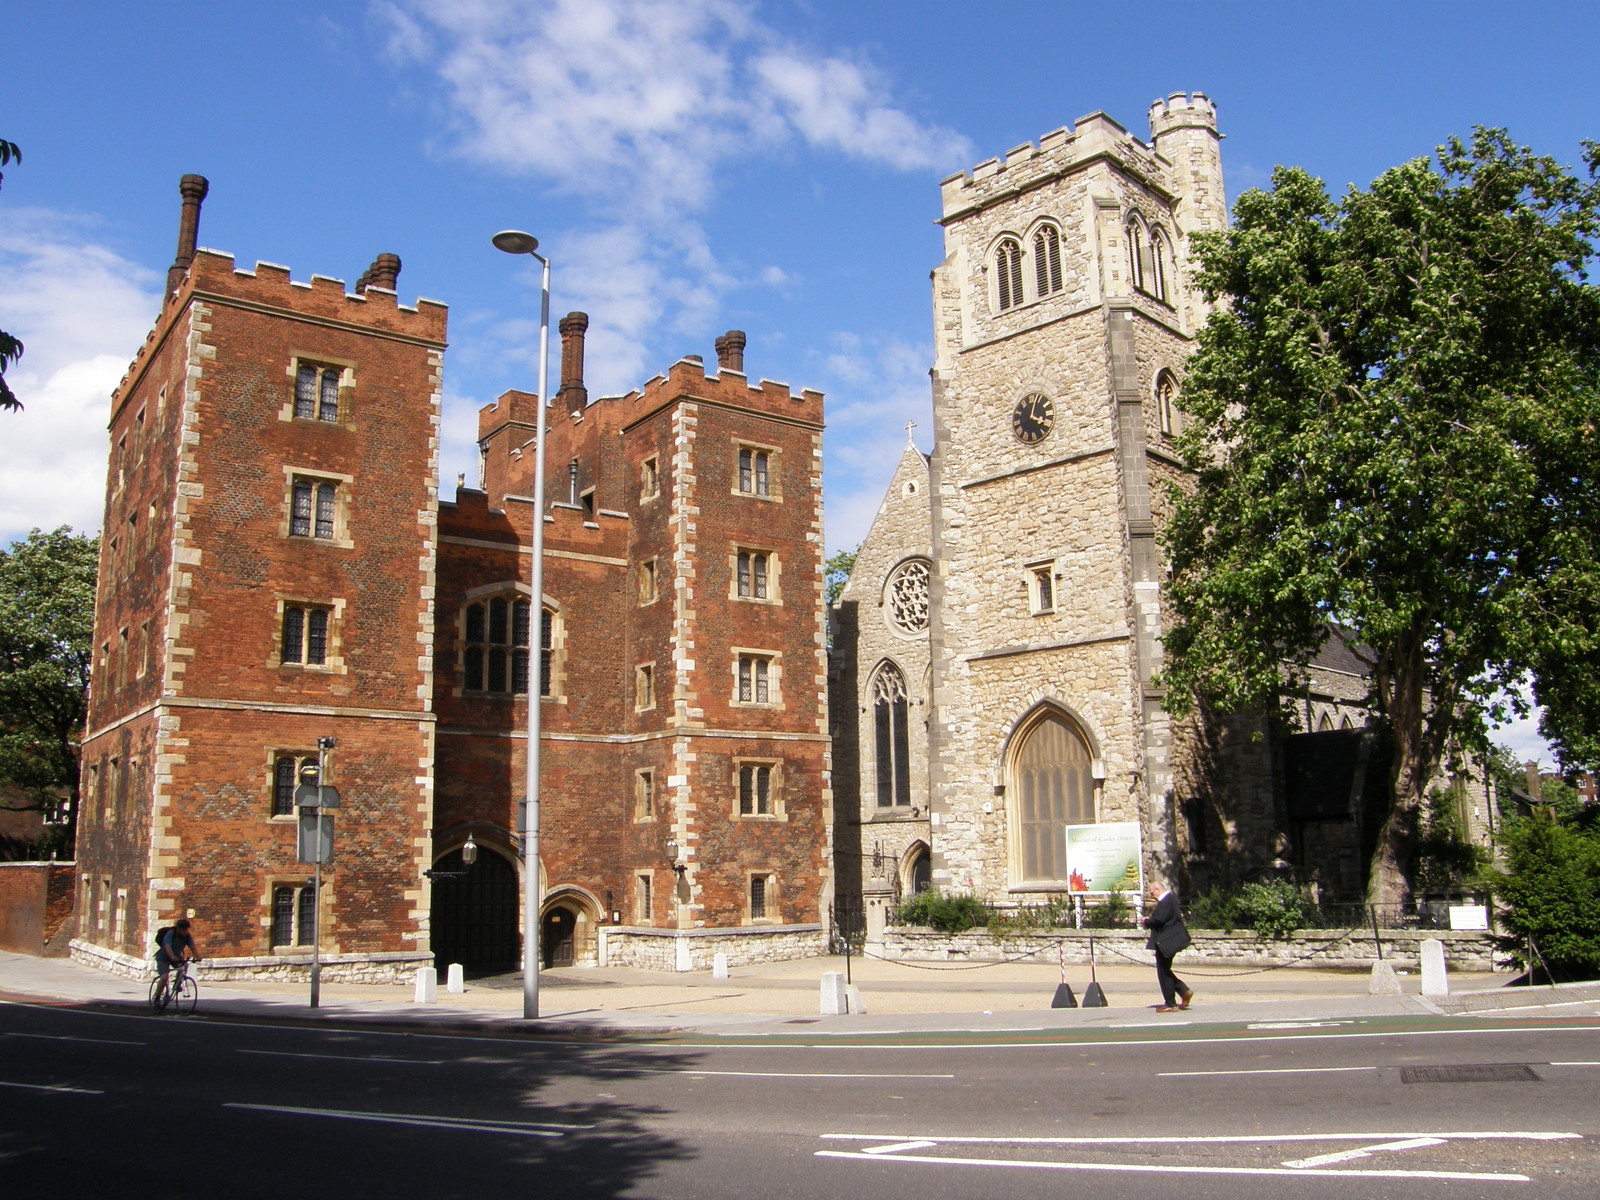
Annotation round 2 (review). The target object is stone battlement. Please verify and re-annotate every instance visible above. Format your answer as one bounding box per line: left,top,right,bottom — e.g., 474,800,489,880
940,109,1172,220
1148,91,1218,137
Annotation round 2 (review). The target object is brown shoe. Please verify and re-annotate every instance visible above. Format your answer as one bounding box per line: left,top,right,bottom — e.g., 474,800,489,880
1156,1005,1179,1013
1179,990,1194,1010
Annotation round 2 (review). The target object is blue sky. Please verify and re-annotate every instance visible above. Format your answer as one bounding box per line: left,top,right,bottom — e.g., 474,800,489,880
3,0,1595,766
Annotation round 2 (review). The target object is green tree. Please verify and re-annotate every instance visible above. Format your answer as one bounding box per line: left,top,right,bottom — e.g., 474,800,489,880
825,543,859,609
1489,815,1600,981
0,528,98,855
0,138,23,411
1162,130,1600,909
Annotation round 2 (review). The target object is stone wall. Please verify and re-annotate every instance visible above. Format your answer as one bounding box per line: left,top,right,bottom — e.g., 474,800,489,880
70,937,432,983
883,926,1502,973
599,923,825,971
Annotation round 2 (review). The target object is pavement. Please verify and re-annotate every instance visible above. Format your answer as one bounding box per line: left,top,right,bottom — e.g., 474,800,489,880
4,947,1599,1040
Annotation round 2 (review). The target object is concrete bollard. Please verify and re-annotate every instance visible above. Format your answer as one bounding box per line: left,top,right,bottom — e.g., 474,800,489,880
446,963,465,994
413,966,438,1004
1420,938,1449,996
845,984,866,1015
820,971,848,1015
712,952,729,980
1369,960,1402,995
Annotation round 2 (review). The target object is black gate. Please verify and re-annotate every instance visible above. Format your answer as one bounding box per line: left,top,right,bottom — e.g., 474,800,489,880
431,847,519,975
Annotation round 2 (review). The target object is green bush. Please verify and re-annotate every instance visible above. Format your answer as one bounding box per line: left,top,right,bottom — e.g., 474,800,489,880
985,896,1075,940
1083,893,1134,928
893,887,991,933
1236,879,1313,939
1489,816,1600,981
1183,886,1241,932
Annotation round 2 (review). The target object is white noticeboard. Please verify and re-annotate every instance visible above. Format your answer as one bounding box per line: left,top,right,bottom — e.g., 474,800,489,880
1064,822,1144,894
1449,904,1489,931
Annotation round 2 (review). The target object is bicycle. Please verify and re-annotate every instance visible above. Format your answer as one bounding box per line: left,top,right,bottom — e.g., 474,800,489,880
149,960,199,1015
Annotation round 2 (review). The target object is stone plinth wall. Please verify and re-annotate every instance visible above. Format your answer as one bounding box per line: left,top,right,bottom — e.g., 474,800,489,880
0,863,75,954
599,924,825,972
883,926,1502,973
71,938,431,983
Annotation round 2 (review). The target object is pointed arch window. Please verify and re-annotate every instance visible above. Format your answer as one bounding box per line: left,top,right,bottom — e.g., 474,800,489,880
1010,710,1095,884
1033,225,1062,297
1125,219,1147,293
995,238,1024,312
1149,228,1170,302
872,662,912,808
1154,369,1178,438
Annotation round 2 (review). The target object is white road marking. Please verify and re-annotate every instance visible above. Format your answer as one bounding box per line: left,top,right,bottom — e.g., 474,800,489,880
815,1148,1528,1182
0,1079,103,1094
224,1103,590,1136
751,1022,1600,1052
1158,1065,1376,1077
1284,1136,1446,1168
865,1141,937,1155
4,1032,143,1046
676,1069,954,1079
238,1049,442,1065
1551,1061,1600,1066
821,1130,1577,1147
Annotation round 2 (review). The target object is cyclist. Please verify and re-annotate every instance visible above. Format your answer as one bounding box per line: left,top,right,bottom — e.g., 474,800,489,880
152,918,202,1007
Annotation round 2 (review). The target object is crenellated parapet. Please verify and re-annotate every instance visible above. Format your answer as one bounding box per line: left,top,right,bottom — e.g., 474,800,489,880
115,249,448,409
626,354,824,429
1147,91,1218,138
941,111,1174,223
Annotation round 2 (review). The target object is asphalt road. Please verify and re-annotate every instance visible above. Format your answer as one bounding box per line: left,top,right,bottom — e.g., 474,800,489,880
3,999,1598,1198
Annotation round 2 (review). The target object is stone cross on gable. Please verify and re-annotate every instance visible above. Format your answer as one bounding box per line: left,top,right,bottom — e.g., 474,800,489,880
905,420,917,445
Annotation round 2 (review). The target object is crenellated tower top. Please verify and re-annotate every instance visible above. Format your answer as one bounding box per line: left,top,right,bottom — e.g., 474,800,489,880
1147,92,1218,138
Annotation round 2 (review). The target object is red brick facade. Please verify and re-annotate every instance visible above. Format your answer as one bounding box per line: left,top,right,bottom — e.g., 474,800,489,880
71,179,830,979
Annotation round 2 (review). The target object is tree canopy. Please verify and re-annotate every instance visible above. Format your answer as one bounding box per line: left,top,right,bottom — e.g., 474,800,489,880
0,528,98,855
1161,129,1600,907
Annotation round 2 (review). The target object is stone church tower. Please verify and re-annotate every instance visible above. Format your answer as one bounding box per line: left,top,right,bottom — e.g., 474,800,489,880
924,94,1225,900
835,95,1229,915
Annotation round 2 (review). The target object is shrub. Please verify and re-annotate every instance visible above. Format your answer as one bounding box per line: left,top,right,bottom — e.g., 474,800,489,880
1184,886,1240,932
1083,893,1133,928
1489,816,1600,981
1236,879,1313,939
893,887,991,933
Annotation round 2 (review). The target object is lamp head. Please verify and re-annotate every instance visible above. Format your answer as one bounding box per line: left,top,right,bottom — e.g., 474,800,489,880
461,834,479,867
493,230,540,256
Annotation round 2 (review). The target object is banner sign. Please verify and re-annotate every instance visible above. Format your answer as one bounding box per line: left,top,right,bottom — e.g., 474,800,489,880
1065,822,1143,894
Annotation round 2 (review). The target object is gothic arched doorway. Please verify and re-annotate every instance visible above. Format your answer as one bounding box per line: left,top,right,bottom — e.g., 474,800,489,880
430,846,519,975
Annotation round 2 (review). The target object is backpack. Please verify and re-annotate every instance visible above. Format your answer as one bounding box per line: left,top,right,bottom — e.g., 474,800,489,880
151,926,174,958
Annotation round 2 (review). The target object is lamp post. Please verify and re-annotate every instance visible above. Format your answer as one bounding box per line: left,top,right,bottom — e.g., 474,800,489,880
493,229,550,1020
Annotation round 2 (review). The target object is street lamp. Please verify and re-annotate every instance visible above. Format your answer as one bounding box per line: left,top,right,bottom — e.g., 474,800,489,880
493,229,550,1020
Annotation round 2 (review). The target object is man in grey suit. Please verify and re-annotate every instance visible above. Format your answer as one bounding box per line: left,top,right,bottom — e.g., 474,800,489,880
1142,879,1194,1012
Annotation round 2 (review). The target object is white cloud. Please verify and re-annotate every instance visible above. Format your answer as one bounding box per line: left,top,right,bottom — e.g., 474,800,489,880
0,208,162,545
383,0,966,403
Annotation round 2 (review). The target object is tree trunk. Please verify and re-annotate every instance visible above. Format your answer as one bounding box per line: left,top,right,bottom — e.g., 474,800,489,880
1365,650,1430,913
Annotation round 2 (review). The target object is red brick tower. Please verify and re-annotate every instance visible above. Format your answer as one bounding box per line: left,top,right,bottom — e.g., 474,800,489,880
435,325,832,969
72,177,446,979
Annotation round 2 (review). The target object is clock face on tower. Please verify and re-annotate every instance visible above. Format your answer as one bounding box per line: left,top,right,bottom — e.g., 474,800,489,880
1011,392,1055,445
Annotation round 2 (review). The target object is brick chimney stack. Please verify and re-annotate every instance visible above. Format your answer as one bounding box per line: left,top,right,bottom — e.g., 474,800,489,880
355,252,402,295
166,174,210,297
558,311,589,414
715,330,747,373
